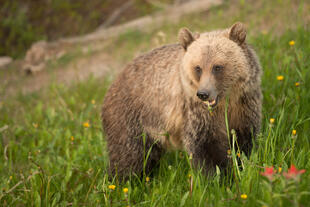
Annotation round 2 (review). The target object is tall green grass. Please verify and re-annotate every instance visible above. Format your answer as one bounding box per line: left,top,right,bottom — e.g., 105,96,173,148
0,26,309,206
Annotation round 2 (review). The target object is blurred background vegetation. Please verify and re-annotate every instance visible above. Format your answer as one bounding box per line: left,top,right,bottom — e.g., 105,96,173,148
0,0,174,58
1,0,310,206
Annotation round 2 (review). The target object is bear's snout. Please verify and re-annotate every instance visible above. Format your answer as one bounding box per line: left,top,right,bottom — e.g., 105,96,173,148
197,89,219,107
196,91,209,101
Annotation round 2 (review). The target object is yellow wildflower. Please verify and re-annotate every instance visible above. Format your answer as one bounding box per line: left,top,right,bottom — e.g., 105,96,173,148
277,75,284,81
269,118,275,124
227,149,231,155
123,188,129,193
295,82,300,87
292,129,297,136
83,122,90,128
146,177,150,182
261,30,268,35
237,152,241,158
91,100,96,104
9,176,12,180
108,185,116,190
289,40,295,46
188,174,191,178
240,194,247,199
70,136,74,141
278,167,282,173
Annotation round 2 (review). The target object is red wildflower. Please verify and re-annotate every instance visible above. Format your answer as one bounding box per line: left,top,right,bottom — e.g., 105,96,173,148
283,164,306,180
261,167,276,181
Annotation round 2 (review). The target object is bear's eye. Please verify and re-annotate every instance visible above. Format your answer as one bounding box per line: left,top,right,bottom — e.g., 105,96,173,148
194,66,202,77
212,65,224,73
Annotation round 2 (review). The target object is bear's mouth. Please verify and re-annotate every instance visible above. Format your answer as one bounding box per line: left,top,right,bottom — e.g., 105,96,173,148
203,96,218,108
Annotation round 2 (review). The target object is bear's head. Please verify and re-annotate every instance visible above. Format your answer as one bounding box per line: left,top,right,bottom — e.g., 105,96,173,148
179,22,250,108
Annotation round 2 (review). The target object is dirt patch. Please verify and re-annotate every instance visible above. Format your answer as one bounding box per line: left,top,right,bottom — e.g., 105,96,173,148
1,51,121,100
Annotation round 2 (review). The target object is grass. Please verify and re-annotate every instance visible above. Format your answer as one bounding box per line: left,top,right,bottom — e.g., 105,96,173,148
1,0,310,206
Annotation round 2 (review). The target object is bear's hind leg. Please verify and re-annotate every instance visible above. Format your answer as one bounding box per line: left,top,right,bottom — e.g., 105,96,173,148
108,133,163,180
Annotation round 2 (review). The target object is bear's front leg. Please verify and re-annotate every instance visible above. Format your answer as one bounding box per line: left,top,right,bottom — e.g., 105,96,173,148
233,91,262,157
184,128,230,175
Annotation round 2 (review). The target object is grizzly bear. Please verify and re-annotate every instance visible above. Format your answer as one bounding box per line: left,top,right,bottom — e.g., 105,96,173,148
102,22,262,179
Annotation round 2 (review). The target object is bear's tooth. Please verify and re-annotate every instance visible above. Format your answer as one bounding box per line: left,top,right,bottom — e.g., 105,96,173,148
204,101,210,106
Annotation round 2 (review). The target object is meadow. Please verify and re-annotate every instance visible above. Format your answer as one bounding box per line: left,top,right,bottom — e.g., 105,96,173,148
0,0,310,206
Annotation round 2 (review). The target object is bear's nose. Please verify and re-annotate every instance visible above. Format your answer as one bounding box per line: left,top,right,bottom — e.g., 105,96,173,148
197,91,209,101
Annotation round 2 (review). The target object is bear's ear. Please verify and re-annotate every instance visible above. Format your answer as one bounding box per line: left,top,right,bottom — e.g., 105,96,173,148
178,28,195,50
229,22,246,45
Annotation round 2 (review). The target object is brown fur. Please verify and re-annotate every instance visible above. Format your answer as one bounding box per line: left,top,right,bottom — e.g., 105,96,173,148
102,22,262,179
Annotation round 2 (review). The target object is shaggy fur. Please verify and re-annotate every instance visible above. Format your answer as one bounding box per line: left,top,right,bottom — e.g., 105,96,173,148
102,22,262,178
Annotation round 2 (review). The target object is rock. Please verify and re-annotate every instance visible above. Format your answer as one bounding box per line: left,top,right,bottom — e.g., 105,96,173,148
0,56,12,69
24,41,48,64
23,63,45,75
23,41,48,74
22,40,67,74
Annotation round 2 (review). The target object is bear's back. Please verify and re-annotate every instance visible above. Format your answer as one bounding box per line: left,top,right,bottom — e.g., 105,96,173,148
102,43,186,136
